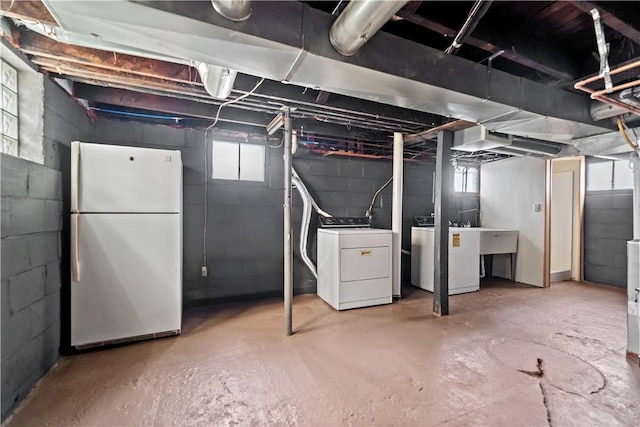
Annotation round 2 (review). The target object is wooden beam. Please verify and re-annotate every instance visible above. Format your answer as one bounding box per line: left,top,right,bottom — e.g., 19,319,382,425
569,1,640,46
18,30,198,85
32,56,208,99
0,0,57,27
404,119,475,144
396,10,576,82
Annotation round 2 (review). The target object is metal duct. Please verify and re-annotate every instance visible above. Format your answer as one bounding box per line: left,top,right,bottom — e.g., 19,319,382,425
509,138,563,156
194,61,238,99
42,1,615,148
211,0,251,22
591,100,630,121
330,0,408,56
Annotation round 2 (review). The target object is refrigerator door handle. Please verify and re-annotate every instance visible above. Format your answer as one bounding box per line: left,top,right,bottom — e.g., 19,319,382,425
71,141,80,213
72,214,80,282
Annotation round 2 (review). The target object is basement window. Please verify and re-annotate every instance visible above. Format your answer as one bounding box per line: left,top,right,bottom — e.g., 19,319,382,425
586,159,633,190
212,140,265,182
454,166,479,193
1,60,19,156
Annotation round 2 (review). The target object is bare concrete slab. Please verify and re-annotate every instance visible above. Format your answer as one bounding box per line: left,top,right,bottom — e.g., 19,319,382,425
4,280,639,426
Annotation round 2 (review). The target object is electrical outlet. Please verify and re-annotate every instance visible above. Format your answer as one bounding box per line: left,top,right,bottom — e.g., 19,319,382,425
201,266,208,277
533,203,541,212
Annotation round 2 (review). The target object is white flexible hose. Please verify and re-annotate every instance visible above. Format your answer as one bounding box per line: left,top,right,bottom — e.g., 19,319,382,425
292,168,333,218
292,175,318,280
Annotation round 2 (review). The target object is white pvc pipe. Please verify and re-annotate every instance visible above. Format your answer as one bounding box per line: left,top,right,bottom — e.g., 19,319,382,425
633,155,640,240
392,132,404,298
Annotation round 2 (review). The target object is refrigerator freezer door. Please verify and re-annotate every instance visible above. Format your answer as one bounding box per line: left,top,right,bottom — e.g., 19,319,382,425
71,213,182,347
72,141,182,213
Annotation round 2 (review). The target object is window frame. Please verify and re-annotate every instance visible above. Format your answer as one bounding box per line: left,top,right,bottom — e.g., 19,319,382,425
210,139,267,185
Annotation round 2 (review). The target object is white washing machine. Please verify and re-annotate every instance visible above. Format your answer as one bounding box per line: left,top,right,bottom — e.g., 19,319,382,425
317,228,392,310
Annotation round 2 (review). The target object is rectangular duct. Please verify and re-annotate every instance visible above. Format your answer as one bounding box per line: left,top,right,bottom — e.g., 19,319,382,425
453,125,512,152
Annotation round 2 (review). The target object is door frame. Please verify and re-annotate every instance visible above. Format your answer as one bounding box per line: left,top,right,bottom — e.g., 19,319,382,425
544,156,586,287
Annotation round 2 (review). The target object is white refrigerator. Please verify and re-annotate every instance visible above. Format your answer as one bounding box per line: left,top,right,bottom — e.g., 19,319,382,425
70,141,183,348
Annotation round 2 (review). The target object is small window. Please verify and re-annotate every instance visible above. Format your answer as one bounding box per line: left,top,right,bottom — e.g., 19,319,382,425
586,161,612,191
212,140,265,182
613,160,633,190
454,165,480,193
586,159,634,191
1,60,19,156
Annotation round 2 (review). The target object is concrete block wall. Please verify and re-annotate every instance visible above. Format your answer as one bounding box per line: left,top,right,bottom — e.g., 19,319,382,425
1,78,93,421
92,119,445,304
1,154,63,420
584,189,633,288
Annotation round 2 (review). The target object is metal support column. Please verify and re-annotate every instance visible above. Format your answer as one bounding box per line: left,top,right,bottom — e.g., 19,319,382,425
434,130,452,316
283,108,293,336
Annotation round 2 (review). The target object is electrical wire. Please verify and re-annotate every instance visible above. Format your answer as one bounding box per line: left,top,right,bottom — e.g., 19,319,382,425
201,77,266,271
206,77,266,131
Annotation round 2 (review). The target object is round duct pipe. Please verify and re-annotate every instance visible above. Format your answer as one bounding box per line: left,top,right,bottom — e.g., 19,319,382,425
329,0,409,56
211,0,251,21
195,62,238,100
591,100,630,121
510,138,563,156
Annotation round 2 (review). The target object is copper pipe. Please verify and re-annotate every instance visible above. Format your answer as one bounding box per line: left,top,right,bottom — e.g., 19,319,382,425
575,59,640,118
591,78,640,98
574,59,640,90
592,94,640,116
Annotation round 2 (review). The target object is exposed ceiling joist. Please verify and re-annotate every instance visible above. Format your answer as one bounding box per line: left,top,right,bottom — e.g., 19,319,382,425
18,30,198,84
0,0,57,27
396,10,576,82
74,84,397,142
569,1,640,46
404,120,476,144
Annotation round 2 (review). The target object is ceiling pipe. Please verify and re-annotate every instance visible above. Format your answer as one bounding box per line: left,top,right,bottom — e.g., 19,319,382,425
510,138,562,156
210,0,252,22
194,61,238,99
330,0,409,56
445,0,493,55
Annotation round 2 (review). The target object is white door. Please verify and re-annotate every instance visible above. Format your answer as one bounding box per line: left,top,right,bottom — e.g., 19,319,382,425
72,141,182,213
71,213,182,347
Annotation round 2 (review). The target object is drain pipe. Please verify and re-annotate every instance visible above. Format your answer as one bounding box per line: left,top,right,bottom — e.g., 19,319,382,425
211,0,252,21
283,108,293,336
330,0,409,56
392,132,404,298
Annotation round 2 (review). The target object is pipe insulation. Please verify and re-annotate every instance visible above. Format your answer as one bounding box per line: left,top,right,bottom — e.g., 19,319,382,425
392,132,404,298
292,175,318,280
330,0,409,56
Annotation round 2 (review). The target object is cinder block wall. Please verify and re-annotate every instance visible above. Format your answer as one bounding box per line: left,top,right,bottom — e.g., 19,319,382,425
92,119,444,305
584,189,633,288
1,79,92,420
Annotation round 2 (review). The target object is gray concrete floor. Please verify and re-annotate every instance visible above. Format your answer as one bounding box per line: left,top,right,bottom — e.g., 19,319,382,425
4,279,640,426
